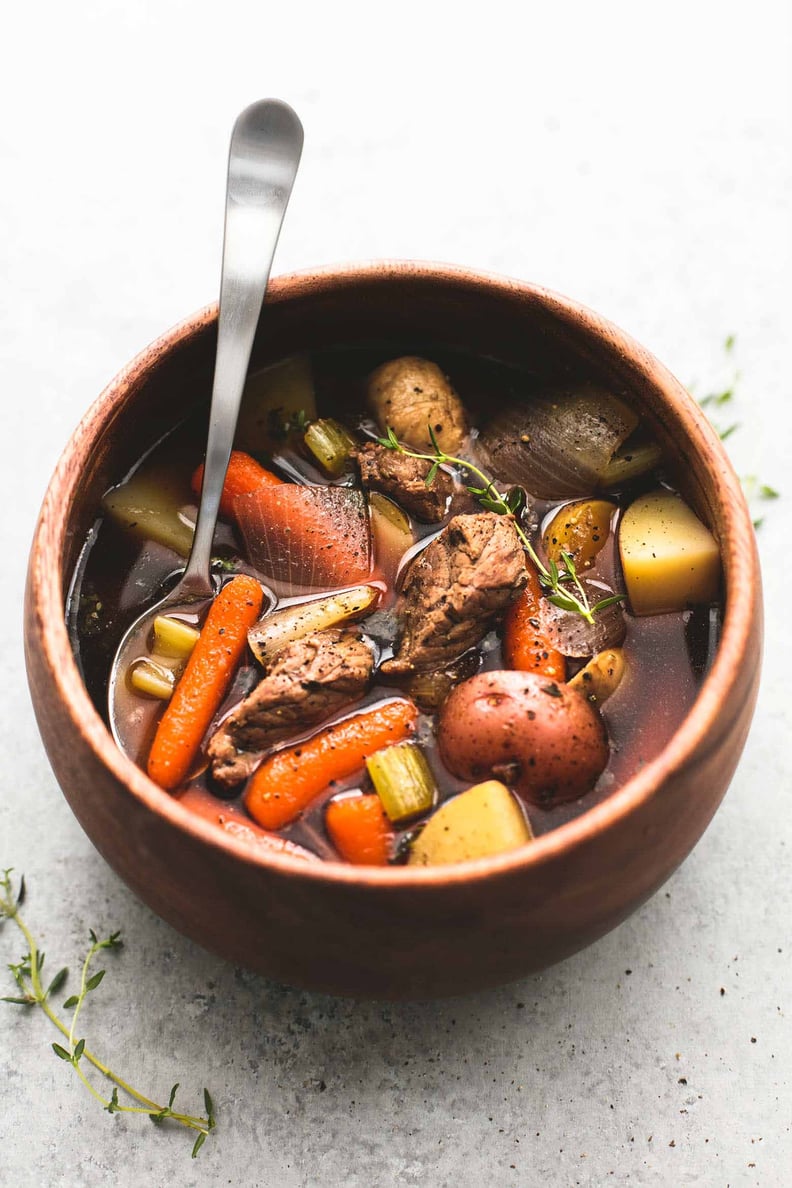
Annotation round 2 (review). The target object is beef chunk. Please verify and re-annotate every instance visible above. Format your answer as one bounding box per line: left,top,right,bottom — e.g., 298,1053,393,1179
356,442,453,522
382,513,527,676
207,628,373,787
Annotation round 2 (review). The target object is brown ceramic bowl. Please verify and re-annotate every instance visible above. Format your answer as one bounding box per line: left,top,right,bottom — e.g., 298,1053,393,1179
24,263,762,998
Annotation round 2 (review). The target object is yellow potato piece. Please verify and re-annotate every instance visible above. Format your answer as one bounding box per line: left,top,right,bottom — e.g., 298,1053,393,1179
408,780,533,867
619,489,721,615
543,499,616,571
568,648,626,704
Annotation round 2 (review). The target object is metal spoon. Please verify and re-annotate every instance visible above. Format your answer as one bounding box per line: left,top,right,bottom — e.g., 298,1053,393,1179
108,99,303,758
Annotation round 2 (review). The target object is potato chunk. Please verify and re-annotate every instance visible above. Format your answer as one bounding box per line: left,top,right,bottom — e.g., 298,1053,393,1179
619,489,720,615
408,780,533,866
542,499,616,571
367,356,467,453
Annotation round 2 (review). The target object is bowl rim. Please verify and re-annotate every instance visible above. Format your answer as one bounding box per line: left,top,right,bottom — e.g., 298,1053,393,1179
29,259,760,888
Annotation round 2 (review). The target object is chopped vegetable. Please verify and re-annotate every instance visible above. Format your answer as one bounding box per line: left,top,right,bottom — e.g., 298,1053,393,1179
367,356,467,453
619,489,721,615
479,385,640,499
129,658,175,701
408,780,532,866
366,742,438,823
191,450,282,520
542,577,625,657
542,499,615,572
234,485,372,591
599,436,662,486
147,575,265,791
502,563,566,679
325,794,394,865
152,615,200,660
234,354,317,456
244,698,418,830
304,418,358,476
368,491,413,588
568,648,626,704
247,585,380,666
102,463,195,557
438,670,608,806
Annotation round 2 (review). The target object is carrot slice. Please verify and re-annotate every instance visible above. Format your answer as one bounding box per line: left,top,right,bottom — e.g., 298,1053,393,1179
191,450,282,519
245,698,418,830
502,563,566,680
326,794,394,865
147,575,264,790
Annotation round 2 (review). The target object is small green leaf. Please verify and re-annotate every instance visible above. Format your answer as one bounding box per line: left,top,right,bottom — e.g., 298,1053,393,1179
591,594,626,612
73,1038,85,1062
192,1131,208,1158
36,951,45,972
16,876,25,907
168,1083,180,1108
719,422,740,441
479,497,506,514
425,461,439,487
63,995,80,1010
1,995,33,1005
89,929,98,945
506,487,525,514
204,1088,216,1127
46,968,68,998
52,1042,71,1061
724,333,736,351
760,484,779,500
106,1088,120,1115
86,970,105,992
753,517,764,531
546,592,581,614
427,423,442,454
466,484,487,496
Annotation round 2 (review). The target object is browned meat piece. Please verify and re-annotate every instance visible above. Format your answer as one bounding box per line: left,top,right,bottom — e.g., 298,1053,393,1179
356,442,453,522
367,357,467,454
381,513,527,676
207,628,373,787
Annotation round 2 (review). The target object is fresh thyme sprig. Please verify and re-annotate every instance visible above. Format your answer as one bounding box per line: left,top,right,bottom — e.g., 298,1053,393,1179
693,334,781,530
376,425,622,624
0,868,216,1158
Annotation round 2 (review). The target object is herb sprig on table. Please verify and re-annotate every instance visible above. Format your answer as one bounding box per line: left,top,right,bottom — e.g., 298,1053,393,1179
694,334,780,529
0,869,216,1157
377,424,623,625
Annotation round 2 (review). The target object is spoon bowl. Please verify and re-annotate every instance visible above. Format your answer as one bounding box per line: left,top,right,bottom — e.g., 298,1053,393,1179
107,99,303,758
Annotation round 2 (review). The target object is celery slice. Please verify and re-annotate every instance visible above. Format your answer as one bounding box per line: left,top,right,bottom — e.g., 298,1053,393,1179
152,616,200,660
367,743,438,823
304,418,358,477
129,658,175,701
248,585,379,665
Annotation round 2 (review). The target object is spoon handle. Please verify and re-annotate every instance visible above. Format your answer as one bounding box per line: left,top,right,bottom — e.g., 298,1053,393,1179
182,99,304,594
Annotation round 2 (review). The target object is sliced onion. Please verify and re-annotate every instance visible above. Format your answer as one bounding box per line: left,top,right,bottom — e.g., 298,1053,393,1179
247,584,380,666
234,485,372,594
542,579,626,657
479,384,640,499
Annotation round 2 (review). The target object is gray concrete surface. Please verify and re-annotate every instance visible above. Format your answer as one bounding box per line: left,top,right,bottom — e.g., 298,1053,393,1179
1,2,790,1184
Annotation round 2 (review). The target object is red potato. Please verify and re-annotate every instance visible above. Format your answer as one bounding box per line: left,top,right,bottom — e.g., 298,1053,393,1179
438,670,608,807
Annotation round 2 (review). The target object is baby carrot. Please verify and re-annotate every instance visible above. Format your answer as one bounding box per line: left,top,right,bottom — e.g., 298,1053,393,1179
325,794,394,866
502,563,566,680
244,698,418,831
191,449,282,519
147,574,264,791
